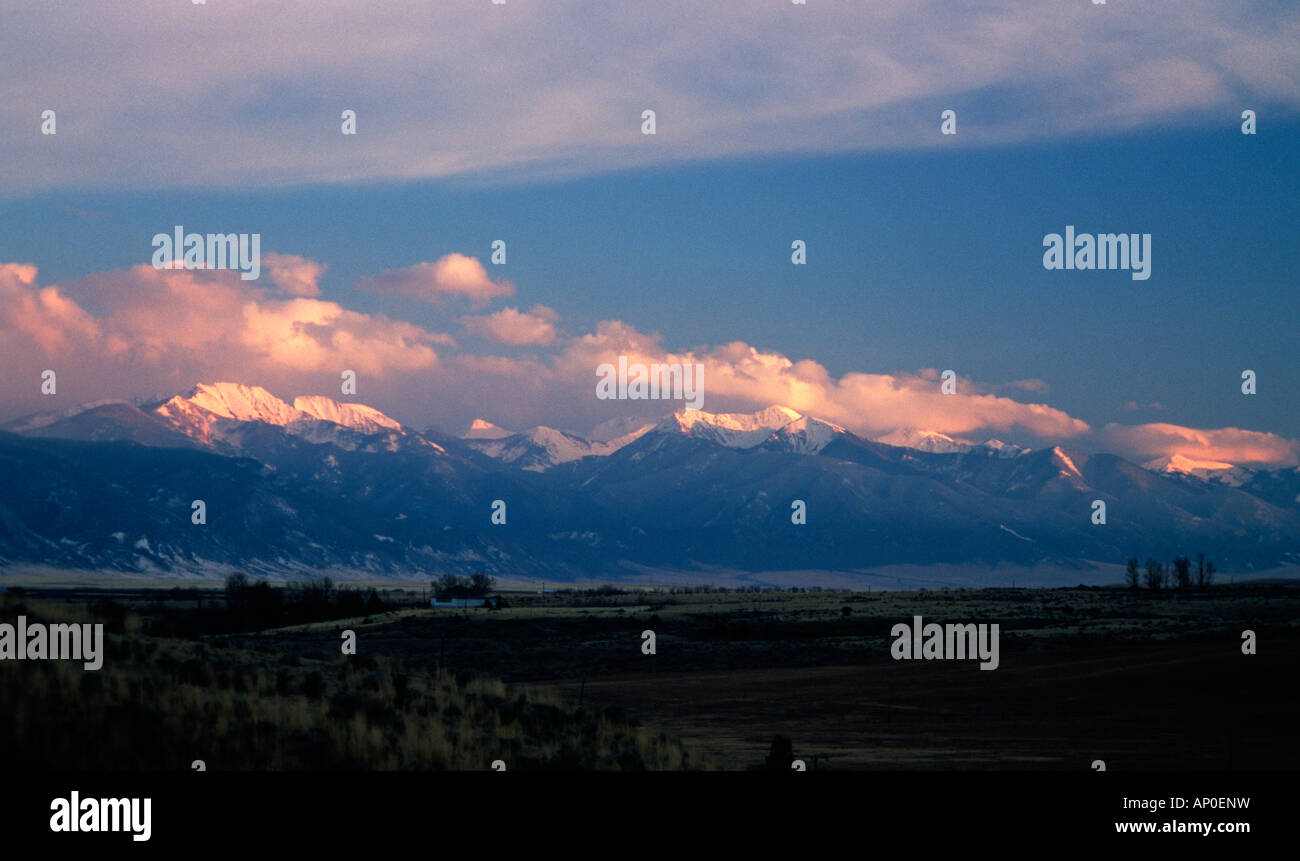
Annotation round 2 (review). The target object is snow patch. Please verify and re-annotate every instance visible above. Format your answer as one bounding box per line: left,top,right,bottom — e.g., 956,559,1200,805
661,405,803,449
1143,453,1252,486
463,418,513,439
294,395,403,434
999,524,1034,542
877,428,973,454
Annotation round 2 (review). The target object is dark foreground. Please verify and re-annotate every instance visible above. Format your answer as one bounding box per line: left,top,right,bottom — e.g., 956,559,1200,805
2,581,1295,770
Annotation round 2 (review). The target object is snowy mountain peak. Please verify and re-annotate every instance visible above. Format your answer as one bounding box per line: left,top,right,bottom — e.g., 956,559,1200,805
463,418,514,440
1148,453,1235,473
1144,453,1253,486
465,425,598,471
982,439,1032,458
293,396,403,434
522,425,583,447
768,415,848,454
668,405,801,431
180,382,305,426
660,405,803,448
876,428,973,454
147,383,421,454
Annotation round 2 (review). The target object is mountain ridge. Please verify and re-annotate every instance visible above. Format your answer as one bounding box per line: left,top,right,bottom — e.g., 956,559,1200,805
2,383,1296,579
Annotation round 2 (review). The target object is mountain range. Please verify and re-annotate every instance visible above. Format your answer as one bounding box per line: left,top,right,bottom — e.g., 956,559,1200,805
1,382,1297,581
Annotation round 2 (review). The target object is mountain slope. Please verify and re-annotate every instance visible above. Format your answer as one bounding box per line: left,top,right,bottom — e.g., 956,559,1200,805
1,391,1296,578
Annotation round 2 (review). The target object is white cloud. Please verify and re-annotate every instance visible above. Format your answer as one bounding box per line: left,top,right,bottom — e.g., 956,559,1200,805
460,305,558,346
358,254,513,307
1,1,1296,192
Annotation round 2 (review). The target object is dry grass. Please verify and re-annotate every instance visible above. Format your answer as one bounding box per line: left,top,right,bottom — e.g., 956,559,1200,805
0,595,704,771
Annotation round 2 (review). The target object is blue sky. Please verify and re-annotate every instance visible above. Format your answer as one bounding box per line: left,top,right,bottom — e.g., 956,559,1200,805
3,121,1295,438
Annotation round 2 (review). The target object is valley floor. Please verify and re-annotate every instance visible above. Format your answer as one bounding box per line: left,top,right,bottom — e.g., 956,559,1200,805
2,580,1295,770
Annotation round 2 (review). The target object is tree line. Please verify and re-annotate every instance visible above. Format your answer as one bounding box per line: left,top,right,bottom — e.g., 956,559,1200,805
1124,553,1216,590
432,572,497,598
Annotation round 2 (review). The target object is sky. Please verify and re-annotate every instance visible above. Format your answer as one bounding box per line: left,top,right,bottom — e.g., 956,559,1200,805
0,0,1297,467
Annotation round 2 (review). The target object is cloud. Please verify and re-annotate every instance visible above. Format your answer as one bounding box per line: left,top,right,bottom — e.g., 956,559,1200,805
460,305,558,346
1,0,1295,193
551,321,1091,441
358,254,513,307
486,320,1300,466
0,262,102,355
262,253,325,297
1,258,1296,469
1096,423,1299,467
0,262,450,411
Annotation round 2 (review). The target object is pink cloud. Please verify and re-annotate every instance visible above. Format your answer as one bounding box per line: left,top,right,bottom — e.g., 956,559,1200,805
0,262,101,355
1097,422,1299,467
0,262,450,411
551,323,1090,442
358,253,513,307
460,305,558,346
262,253,325,297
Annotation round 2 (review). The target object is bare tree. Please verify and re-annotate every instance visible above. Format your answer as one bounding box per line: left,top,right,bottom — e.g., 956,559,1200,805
1195,553,1206,587
1125,557,1141,590
1173,556,1192,589
1144,558,1164,591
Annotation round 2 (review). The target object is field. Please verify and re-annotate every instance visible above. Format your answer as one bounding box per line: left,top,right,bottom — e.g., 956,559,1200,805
3,578,1296,770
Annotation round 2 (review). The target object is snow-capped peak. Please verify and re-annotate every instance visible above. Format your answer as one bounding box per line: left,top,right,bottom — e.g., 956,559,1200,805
178,382,305,426
1147,453,1235,473
876,428,973,454
982,439,1032,458
149,383,419,454
293,396,403,434
659,405,803,449
768,415,848,454
1143,453,1253,486
523,425,584,446
462,418,514,440
465,425,602,470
